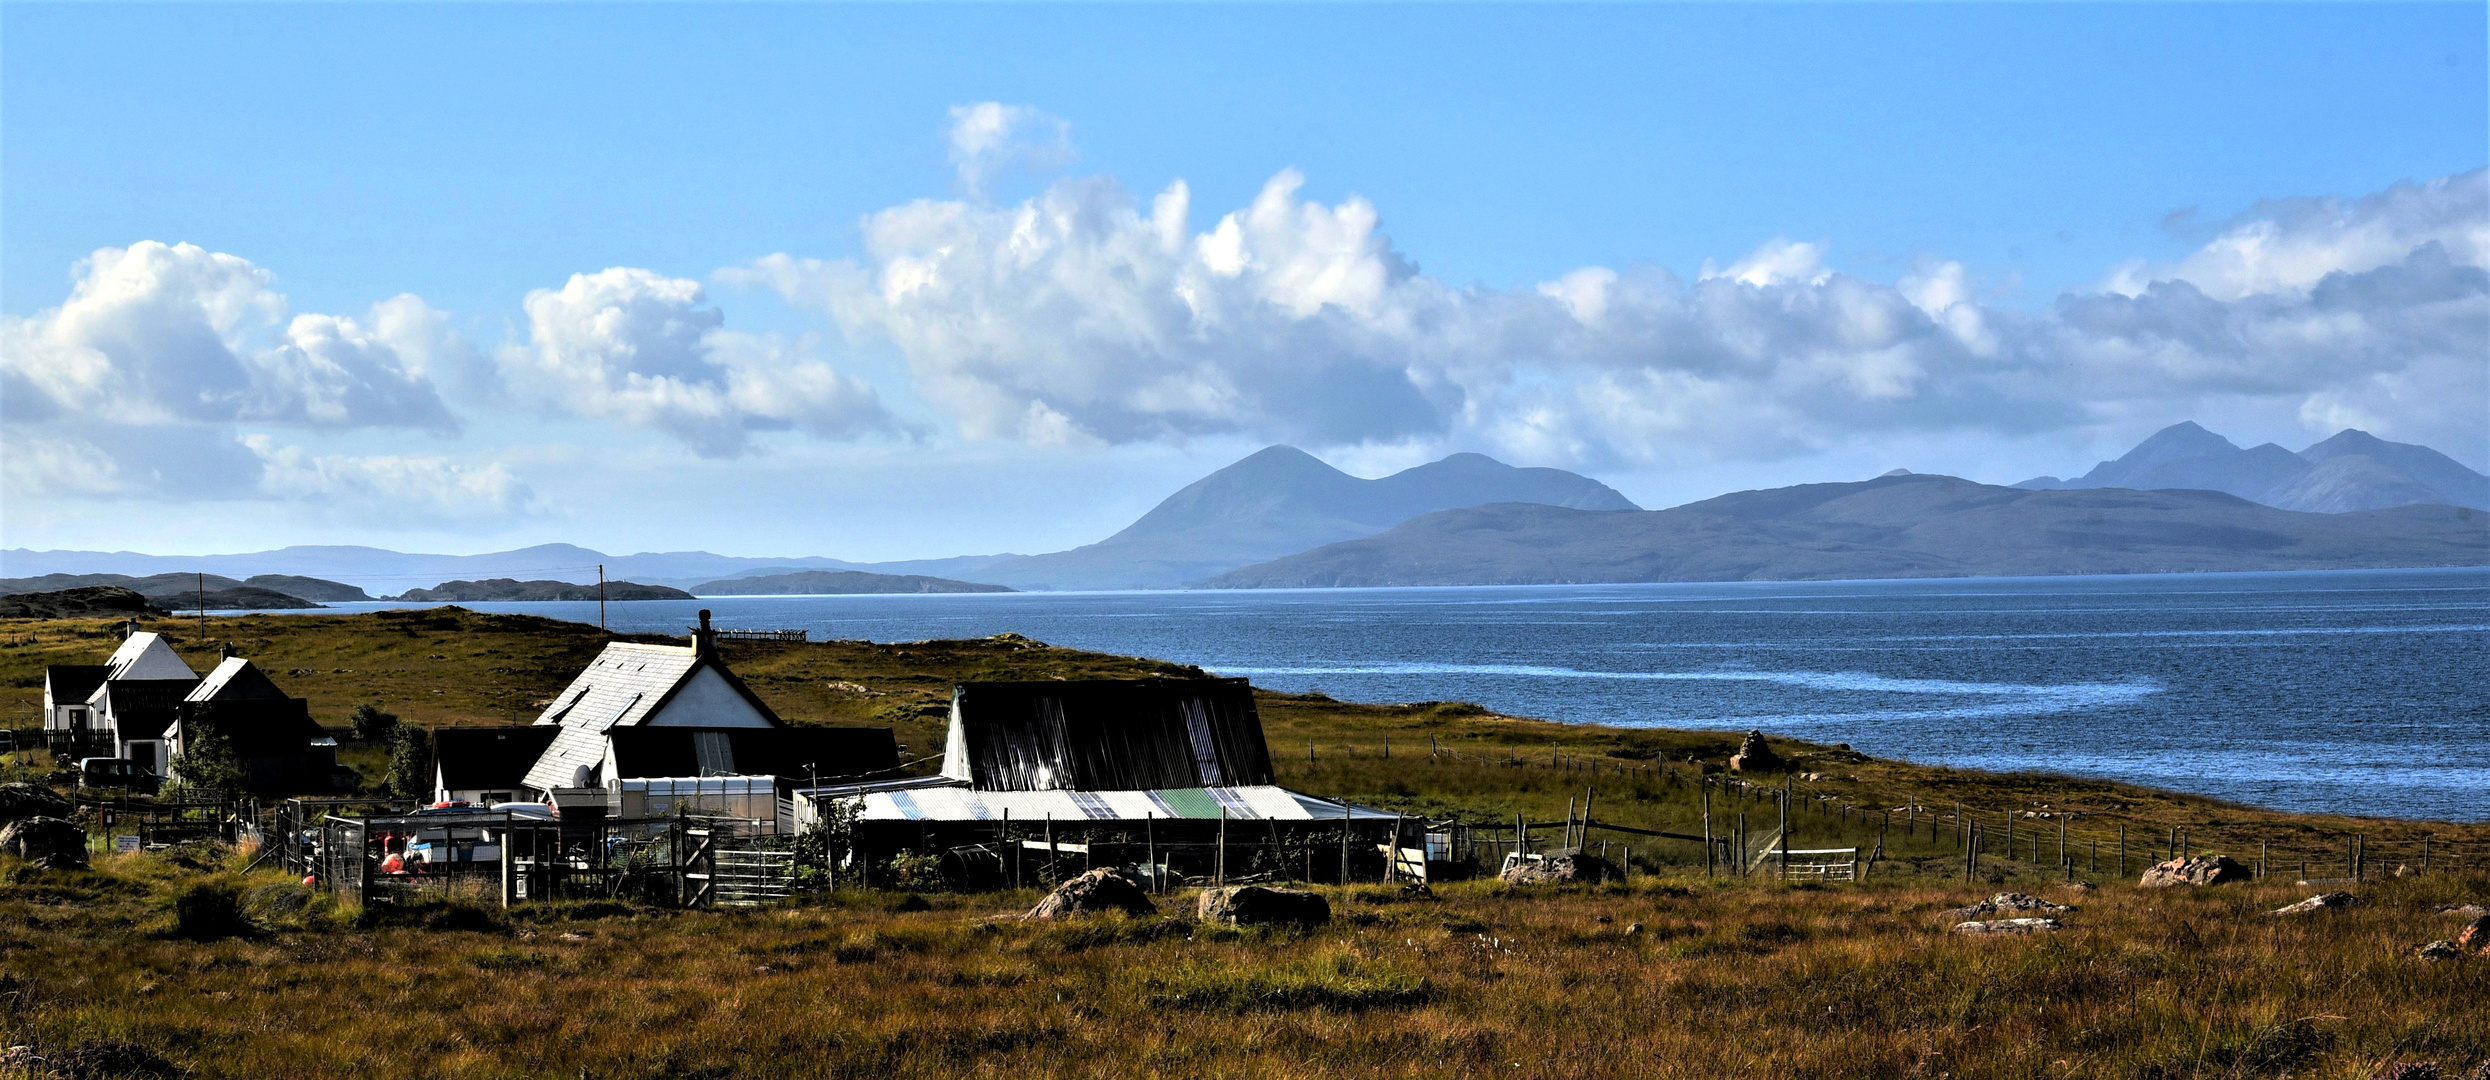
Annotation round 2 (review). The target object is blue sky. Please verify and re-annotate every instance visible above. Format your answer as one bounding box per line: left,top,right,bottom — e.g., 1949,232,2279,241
4,3,2485,561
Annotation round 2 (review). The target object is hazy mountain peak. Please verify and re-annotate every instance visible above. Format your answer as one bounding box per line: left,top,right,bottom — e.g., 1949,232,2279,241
2014,421,2487,514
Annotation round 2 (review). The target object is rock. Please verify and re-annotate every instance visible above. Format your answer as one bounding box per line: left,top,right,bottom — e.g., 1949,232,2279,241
0,816,86,869
1945,892,2072,921
0,783,72,825
1727,730,1782,773
2270,892,2361,916
1024,867,1156,920
1954,918,2062,935
2413,940,2462,962
52,1040,186,1079
2440,904,2487,919
1499,850,1622,886
2458,914,2490,953
1197,885,1331,928
2138,855,2251,888
2055,881,2098,893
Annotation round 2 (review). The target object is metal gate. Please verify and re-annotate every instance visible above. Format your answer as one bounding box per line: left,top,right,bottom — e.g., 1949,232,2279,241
711,847,794,906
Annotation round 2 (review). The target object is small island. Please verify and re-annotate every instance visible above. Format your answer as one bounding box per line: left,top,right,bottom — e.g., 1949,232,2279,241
396,578,693,602
691,569,1015,595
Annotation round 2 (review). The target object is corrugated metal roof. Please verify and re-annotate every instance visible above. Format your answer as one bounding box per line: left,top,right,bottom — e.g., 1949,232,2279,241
806,778,1396,823
942,678,1276,792
605,727,899,782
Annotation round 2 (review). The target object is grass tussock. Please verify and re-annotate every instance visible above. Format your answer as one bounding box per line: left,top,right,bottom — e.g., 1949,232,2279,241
1,847,2484,1079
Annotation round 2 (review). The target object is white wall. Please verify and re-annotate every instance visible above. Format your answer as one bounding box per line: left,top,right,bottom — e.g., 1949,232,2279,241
644,666,774,728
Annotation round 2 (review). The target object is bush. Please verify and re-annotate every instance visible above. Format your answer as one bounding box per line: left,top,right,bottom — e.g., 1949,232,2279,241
167,879,254,941
346,703,400,744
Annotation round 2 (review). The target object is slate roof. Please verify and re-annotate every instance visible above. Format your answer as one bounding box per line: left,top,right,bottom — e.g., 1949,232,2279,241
45,665,108,705
433,727,563,793
104,632,196,682
522,642,785,792
186,658,288,703
940,678,1276,792
604,727,899,783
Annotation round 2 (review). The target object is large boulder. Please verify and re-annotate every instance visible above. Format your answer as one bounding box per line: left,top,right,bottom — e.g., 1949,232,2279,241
1024,867,1156,920
1500,850,1621,886
1197,886,1331,928
2270,892,2361,916
0,816,86,869
0,783,72,825
2138,855,2251,888
1727,730,1783,773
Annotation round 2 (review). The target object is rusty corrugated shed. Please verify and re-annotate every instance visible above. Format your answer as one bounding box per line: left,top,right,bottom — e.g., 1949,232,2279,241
942,678,1274,792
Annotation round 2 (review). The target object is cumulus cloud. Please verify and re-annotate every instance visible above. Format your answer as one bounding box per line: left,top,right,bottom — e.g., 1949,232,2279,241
2105,170,2489,301
495,267,898,456
732,140,2487,467
0,241,459,431
948,103,1074,201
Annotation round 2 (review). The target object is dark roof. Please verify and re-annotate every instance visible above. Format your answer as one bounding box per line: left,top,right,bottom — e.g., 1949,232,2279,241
432,727,564,791
176,698,327,756
96,679,198,741
943,678,1274,792
603,726,899,783
46,666,109,703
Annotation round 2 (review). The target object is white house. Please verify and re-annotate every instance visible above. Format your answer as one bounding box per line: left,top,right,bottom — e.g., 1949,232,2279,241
102,629,200,682
520,611,783,794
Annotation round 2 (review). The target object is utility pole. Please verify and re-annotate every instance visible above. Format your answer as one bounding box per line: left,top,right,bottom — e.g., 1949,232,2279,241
197,572,207,647
598,564,608,632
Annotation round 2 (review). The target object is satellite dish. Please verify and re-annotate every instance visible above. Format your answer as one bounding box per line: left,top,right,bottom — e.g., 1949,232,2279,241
571,764,594,788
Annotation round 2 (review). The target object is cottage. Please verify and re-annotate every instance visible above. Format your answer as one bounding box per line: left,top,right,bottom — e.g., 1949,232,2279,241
163,654,337,792
40,665,107,742
513,610,898,802
69,627,203,758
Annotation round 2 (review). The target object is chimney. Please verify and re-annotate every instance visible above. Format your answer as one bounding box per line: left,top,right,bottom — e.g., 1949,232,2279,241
692,609,716,660
219,642,235,661
120,618,139,641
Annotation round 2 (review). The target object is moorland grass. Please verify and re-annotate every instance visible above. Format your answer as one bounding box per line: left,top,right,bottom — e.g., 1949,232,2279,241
0,609,2484,1077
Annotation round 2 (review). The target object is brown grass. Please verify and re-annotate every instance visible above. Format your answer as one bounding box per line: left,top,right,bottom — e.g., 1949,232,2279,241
1,608,2484,1078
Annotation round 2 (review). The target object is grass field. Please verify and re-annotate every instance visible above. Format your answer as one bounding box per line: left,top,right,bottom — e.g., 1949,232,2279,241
1,608,2484,1078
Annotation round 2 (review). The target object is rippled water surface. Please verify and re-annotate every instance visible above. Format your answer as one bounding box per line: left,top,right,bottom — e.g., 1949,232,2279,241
314,568,2488,820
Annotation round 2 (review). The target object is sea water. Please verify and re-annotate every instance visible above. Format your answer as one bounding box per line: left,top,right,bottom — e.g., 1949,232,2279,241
304,567,2488,821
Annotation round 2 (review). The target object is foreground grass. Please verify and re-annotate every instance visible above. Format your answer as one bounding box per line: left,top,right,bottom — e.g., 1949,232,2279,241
0,849,2484,1079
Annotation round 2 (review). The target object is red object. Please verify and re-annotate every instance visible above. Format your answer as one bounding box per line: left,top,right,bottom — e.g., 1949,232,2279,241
302,874,317,888
380,853,406,874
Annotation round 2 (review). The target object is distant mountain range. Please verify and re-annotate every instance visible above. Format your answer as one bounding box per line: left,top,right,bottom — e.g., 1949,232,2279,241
816,446,1641,590
2016,423,2489,513
7,428,2482,595
1207,474,2490,588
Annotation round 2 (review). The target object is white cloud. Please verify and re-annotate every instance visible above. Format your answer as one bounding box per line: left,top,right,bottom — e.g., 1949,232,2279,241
2104,169,2490,301
242,435,533,520
0,241,459,431
947,102,1074,201
496,267,898,456
732,152,2486,469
